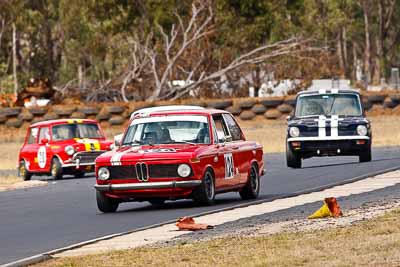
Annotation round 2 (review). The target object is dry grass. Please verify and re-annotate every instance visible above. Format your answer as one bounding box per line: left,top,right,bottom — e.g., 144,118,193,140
35,209,400,267
0,116,399,170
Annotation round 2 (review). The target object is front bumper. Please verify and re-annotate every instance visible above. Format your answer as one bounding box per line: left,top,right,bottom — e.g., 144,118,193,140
62,151,106,169
287,136,370,157
94,180,202,192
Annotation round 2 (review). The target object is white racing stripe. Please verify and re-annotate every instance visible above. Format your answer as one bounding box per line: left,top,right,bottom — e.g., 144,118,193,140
331,115,339,137
111,147,138,166
317,115,326,137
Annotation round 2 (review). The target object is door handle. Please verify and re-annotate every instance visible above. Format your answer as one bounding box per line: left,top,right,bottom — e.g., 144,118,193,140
232,146,239,150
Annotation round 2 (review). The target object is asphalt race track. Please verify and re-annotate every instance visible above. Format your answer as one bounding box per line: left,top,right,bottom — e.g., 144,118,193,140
1,147,400,265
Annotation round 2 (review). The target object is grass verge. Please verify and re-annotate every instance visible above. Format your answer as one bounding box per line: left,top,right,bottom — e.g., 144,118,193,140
35,209,400,267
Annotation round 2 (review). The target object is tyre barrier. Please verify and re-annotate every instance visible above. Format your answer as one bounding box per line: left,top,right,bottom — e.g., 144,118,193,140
207,100,232,109
0,92,399,128
226,105,242,115
239,110,256,120
251,104,267,114
277,104,293,114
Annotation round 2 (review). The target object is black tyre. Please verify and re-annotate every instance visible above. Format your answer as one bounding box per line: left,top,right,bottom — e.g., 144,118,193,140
359,147,372,162
286,143,302,168
19,160,32,181
239,164,260,200
192,169,215,205
148,199,166,207
96,191,119,213
50,157,63,180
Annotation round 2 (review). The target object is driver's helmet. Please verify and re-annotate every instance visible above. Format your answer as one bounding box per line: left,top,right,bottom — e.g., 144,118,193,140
305,101,324,116
144,123,162,140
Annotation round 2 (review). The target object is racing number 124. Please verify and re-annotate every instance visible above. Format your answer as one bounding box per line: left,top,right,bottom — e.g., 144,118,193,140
224,153,234,179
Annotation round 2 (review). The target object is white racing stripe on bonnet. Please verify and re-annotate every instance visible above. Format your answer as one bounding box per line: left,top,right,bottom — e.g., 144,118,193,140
318,115,326,137
331,115,339,137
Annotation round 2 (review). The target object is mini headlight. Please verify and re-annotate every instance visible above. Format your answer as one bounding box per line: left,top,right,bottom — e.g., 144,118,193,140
289,127,300,138
65,145,75,156
177,164,191,178
357,125,368,136
98,167,110,180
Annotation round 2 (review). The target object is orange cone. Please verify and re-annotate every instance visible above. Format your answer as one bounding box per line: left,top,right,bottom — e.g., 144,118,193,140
176,217,214,231
325,197,343,217
308,197,343,219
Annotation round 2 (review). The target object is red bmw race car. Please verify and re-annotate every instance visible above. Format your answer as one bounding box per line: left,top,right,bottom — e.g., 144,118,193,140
94,106,264,213
18,119,113,180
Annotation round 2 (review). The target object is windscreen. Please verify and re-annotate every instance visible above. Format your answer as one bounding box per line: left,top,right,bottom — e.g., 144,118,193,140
295,94,362,117
122,115,210,145
52,123,103,141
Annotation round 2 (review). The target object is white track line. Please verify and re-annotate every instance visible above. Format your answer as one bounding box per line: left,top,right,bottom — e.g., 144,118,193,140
55,170,400,257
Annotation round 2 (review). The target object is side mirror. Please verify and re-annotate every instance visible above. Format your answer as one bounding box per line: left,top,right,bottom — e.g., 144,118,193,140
40,138,49,145
217,131,226,143
114,133,123,147
218,136,226,143
286,115,293,121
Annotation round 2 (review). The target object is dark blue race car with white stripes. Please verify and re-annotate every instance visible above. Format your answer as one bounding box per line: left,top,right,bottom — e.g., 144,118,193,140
286,89,372,168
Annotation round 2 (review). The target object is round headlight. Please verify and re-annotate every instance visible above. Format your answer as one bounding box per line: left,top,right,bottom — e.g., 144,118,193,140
65,145,75,156
289,127,300,137
357,125,368,136
177,164,191,178
98,167,110,180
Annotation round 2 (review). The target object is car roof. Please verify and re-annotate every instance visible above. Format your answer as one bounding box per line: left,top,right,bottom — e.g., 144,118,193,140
130,105,205,119
131,105,227,119
297,88,360,96
30,118,98,128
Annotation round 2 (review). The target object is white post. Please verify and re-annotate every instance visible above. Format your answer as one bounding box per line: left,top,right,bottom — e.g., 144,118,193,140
12,23,18,96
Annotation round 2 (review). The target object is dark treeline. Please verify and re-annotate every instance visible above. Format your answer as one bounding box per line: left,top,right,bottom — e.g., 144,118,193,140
0,0,399,101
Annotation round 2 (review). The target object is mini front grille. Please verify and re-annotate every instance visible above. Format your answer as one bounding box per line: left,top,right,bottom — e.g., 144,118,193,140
74,151,104,163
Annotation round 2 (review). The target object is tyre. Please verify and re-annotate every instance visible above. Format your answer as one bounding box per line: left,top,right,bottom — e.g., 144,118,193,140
96,191,119,213
19,160,32,181
148,199,166,207
359,147,372,162
239,164,260,200
286,143,302,168
50,157,63,180
192,169,215,205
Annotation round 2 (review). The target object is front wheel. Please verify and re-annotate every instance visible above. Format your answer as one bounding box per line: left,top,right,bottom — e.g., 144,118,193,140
286,143,302,168
96,191,119,213
19,160,32,181
51,158,63,180
192,169,215,206
240,164,260,200
359,147,372,162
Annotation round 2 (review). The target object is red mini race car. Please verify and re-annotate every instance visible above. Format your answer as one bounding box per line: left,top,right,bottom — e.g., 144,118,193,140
18,119,113,180
94,106,264,212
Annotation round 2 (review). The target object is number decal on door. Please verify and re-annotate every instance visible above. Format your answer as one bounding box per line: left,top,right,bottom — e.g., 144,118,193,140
224,153,234,179
37,146,47,169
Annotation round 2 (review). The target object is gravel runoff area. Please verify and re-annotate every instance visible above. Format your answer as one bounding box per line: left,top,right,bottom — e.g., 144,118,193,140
165,182,400,247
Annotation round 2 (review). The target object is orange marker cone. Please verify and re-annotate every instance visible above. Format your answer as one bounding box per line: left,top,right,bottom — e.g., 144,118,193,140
176,216,214,231
308,197,343,219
